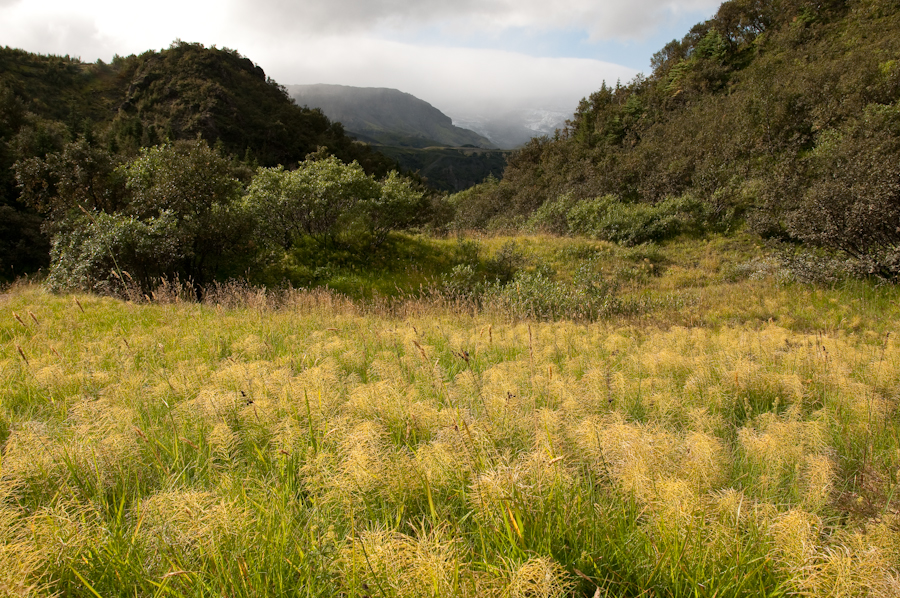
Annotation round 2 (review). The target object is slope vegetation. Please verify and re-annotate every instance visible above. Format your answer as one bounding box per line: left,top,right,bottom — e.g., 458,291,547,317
452,0,900,274
0,42,399,279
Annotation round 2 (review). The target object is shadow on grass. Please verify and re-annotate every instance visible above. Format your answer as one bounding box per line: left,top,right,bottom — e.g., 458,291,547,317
257,233,465,299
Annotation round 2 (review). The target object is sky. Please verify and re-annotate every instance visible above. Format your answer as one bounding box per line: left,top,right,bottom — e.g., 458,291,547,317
0,0,722,118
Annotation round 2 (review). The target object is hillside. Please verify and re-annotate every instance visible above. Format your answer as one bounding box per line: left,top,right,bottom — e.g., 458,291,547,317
452,0,900,275
287,84,496,149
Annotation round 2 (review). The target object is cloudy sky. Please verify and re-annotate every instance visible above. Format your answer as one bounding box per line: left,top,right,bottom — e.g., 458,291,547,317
0,0,722,116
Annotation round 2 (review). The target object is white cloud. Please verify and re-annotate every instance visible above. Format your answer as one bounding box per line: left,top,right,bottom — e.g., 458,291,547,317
252,35,637,114
0,0,228,58
231,0,721,41
0,0,707,118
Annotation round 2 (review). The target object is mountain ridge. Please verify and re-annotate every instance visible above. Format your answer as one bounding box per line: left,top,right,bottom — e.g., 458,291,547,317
287,84,496,149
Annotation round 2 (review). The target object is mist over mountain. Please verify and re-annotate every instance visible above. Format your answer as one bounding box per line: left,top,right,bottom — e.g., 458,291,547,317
286,84,510,191
287,84,496,149
449,107,570,149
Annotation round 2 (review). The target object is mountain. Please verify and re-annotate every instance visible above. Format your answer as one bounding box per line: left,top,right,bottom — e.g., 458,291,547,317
287,84,496,149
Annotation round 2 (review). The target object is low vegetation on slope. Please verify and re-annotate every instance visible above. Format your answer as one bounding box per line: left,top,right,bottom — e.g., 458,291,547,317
2,236,899,596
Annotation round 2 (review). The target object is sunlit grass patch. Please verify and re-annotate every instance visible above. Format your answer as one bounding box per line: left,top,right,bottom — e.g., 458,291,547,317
3,240,900,596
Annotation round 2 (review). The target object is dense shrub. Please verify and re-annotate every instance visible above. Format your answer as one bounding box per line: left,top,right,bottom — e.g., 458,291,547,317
447,175,512,231
567,194,713,245
18,136,425,295
484,263,621,321
29,140,254,294
439,239,523,300
439,240,621,321
525,193,580,235
786,104,900,278
246,151,425,249
46,211,181,294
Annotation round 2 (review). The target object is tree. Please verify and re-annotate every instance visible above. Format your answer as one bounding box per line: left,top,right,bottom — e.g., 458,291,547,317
246,149,423,249
37,139,254,293
118,139,251,287
361,170,427,246
787,104,900,277
15,138,127,224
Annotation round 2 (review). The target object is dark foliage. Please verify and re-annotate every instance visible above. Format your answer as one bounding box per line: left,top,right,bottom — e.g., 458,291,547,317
0,206,49,281
376,146,509,193
43,140,255,294
788,104,900,276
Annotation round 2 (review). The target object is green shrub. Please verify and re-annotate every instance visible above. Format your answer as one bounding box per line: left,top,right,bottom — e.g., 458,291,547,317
440,239,523,300
484,262,620,321
246,151,424,250
567,194,712,245
525,192,580,234
37,140,255,294
46,211,181,294
447,175,509,231
440,263,486,301
484,240,525,284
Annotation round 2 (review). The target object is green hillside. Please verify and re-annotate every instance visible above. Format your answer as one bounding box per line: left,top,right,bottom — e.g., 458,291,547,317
452,0,900,276
378,146,510,192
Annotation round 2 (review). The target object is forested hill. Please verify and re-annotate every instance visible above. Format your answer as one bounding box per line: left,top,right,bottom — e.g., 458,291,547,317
0,42,399,279
453,0,900,276
0,42,396,173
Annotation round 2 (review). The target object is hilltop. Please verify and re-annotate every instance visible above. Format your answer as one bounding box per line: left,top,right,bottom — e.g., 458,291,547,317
0,43,396,172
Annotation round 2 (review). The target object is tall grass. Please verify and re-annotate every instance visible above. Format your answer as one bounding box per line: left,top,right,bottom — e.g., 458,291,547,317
2,236,900,596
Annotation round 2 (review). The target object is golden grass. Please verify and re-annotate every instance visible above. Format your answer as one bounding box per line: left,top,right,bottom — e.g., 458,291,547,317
3,237,900,595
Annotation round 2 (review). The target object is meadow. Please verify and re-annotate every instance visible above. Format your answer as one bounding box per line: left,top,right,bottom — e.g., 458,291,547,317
2,234,900,597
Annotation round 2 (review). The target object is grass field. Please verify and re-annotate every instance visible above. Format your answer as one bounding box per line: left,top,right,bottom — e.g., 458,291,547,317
2,234,900,597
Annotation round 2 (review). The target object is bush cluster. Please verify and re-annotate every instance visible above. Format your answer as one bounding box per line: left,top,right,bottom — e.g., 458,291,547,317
17,139,425,294
483,264,622,321
528,193,714,246
439,240,622,321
